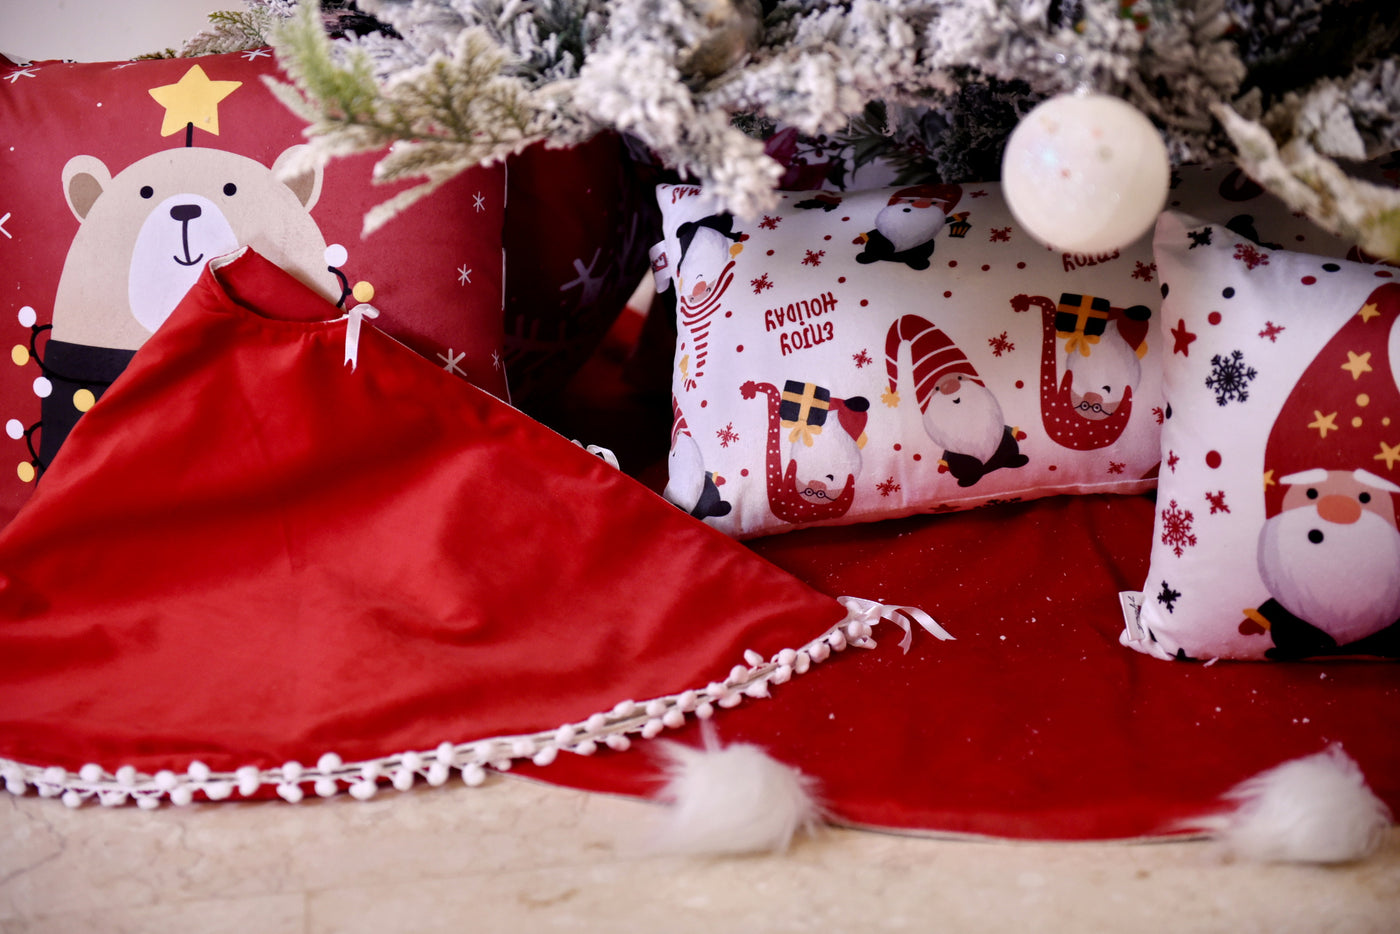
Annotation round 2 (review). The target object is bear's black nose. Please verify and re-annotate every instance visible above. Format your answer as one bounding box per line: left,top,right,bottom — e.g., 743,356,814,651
170,204,202,222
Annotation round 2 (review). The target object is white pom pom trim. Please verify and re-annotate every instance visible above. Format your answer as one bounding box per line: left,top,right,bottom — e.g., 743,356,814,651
1184,744,1392,863
0,596,946,809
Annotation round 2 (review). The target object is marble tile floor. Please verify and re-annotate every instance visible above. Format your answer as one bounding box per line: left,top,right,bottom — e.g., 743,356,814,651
3,773,1397,933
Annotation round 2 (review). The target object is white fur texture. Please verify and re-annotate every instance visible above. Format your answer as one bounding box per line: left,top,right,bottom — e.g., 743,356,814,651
1197,745,1392,863
650,726,822,855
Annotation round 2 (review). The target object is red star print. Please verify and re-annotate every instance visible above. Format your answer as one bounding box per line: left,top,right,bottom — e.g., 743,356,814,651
1171,318,1198,356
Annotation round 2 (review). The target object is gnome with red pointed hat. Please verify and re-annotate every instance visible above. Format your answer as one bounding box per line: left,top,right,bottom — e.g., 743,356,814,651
1247,283,1400,658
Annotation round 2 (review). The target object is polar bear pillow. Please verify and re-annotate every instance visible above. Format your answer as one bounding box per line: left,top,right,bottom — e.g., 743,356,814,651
0,51,508,526
1121,212,1400,661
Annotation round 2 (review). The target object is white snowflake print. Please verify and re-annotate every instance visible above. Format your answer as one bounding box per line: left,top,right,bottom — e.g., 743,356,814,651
0,212,10,239
438,348,467,377
458,265,473,285
561,248,609,307
473,192,486,213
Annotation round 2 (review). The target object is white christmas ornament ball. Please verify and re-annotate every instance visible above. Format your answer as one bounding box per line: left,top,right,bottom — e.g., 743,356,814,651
1002,93,1170,254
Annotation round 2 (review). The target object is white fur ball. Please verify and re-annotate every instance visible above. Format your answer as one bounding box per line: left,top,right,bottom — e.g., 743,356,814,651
1207,745,1392,863
650,726,821,855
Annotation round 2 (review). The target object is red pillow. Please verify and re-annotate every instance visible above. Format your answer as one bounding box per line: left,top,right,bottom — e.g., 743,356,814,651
501,133,661,407
0,50,508,525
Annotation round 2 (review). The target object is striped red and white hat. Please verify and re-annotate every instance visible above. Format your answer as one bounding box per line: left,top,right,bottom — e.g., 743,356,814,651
883,315,982,411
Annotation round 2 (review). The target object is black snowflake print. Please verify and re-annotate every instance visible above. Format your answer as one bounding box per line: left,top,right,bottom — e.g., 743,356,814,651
1205,349,1258,406
1157,581,1182,613
1160,500,1198,557
1188,227,1213,249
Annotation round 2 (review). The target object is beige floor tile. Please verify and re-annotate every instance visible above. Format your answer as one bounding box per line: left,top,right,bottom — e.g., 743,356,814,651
3,775,1397,934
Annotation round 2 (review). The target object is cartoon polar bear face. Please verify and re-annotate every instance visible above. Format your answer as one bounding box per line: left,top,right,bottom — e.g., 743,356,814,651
52,144,340,351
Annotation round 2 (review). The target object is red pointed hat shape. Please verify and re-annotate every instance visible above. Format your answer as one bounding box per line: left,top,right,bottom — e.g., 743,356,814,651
0,248,931,806
1264,282,1400,518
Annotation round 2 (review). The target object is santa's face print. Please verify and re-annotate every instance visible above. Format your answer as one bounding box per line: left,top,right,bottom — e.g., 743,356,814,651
1258,468,1400,644
919,375,1005,463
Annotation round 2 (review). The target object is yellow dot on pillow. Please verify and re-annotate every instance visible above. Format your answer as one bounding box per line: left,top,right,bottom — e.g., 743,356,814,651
1352,416,1363,428
11,345,29,366
73,389,96,413
1357,393,1370,407
352,281,375,303
16,462,34,483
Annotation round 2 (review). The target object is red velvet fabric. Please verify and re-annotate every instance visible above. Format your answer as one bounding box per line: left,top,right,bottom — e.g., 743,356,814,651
517,310,1400,841
523,495,1400,839
0,249,845,776
2,264,1395,841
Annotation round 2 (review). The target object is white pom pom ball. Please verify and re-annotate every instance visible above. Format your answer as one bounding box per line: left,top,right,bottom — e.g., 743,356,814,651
649,724,822,855
1002,92,1170,254
1192,745,1392,863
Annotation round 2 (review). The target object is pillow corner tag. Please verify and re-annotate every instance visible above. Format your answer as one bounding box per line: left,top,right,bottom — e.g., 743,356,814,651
1118,590,1146,642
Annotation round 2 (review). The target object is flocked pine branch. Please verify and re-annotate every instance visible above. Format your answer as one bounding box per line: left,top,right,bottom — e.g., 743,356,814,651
253,0,1398,251
1217,101,1400,262
265,1,550,234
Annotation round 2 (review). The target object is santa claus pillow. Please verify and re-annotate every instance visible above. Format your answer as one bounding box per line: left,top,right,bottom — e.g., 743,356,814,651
1121,211,1400,661
651,167,1356,539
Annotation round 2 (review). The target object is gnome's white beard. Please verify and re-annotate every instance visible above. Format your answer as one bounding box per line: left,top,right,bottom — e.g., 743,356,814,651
1258,506,1400,645
1066,324,1141,419
920,381,1004,462
789,433,861,501
875,204,944,253
665,434,706,512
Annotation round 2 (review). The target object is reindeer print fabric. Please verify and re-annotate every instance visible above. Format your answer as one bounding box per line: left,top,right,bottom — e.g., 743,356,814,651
1123,212,1400,661
0,52,507,526
652,180,1172,538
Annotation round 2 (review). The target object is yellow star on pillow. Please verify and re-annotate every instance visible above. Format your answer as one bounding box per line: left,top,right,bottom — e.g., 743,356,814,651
148,64,242,138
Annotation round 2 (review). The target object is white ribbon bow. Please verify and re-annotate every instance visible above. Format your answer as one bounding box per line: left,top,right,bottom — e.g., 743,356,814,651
838,596,954,654
343,303,381,372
